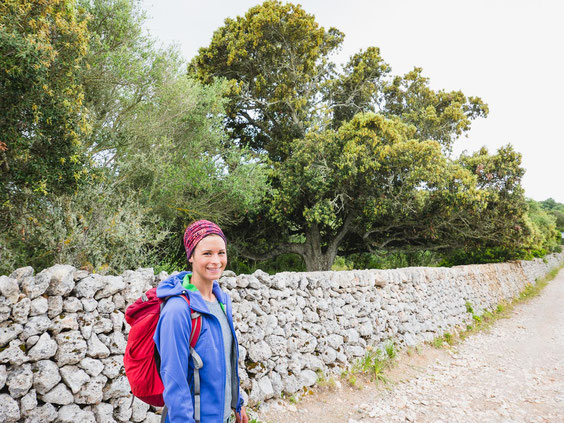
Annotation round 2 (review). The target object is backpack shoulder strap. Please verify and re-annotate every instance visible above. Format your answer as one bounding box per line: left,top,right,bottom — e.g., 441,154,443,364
180,294,203,423
180,294,202,349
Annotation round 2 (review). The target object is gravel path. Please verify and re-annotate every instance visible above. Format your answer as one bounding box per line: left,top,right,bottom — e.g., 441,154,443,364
259,269,564,423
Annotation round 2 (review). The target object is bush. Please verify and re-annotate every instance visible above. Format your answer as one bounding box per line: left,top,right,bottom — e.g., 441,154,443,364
0,179,169,275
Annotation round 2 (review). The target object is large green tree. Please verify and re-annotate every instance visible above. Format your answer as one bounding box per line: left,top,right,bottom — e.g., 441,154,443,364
191,1,497,270
1,0,268,274
0,0,90,221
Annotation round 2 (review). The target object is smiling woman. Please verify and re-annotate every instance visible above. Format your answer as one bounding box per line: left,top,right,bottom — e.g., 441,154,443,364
154,220,249,423
189,235,228,296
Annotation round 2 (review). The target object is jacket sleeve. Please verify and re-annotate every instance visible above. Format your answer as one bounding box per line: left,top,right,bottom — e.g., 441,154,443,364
226,294,245,414
155,296,195,423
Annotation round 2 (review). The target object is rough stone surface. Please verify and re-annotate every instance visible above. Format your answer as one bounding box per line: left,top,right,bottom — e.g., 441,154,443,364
0,364,6,389
60,365,91,394
27,332,57,361
93,402,116,423
0,254,562,413
0,393,20,422
0,322,23,347
40,382,74,405
6,363,33,398
79,356,105,377
23,403,57,423
74,374,107,404
57,404,96,423
0,276,20,304
33,359,61,394
55,330,87,365
45,264,76,296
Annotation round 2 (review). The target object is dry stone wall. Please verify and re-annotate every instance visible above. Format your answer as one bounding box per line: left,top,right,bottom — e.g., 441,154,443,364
0,253,562,422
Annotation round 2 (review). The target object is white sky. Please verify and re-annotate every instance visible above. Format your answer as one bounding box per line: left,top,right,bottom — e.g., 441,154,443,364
141,0,564,203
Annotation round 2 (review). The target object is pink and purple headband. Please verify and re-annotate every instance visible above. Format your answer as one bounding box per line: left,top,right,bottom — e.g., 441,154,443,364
183,220,226,261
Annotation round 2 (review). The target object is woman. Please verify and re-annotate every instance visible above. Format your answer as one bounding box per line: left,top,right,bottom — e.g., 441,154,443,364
154,220,249,423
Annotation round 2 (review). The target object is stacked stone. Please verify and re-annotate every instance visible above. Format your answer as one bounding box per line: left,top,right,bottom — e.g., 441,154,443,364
0,265,161,423
1,252,562,420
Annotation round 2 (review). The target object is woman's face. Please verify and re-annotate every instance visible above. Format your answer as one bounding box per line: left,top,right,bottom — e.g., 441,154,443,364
189,234,227,284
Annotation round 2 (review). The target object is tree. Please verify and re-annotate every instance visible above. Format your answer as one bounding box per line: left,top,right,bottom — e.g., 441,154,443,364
525,200,560,254
540,198,564,232
382,68,489,151
190,0,344,161
0,0,90,222
191,1,493,270
1,0,269,274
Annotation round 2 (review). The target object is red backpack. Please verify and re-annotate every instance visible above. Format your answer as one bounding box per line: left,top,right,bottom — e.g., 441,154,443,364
124,287,202,407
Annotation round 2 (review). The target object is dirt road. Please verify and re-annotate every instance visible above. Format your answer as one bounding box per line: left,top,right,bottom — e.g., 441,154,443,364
258,269,564,423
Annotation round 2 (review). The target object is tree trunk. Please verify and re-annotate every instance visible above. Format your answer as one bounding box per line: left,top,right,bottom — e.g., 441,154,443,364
301,223,340,271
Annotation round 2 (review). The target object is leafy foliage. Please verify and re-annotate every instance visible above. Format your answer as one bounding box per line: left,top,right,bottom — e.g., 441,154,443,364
1,0,268,274
0,176,168,275
1,0,90,226
191,1,497,270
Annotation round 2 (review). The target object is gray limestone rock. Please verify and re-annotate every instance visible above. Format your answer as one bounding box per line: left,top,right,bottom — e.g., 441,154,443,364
98,297,116,314
0,322,23,347
94,275,125,300
102,375,131,400
131,397,150,422
93,316,114,334
57,404,96,423
111,310,125,332
248,340,272,362
22,314,51,339
143,412,162,423
79,357,105,377
47,296,63,318
81,297,98,312
93,403,116,423
108,331,127,354
9,266,34,283
0,339,29,365
101,355,124,379
0,364,6,389
299,369,318,387
73,374,107,404
63,297,84,313
0,393,20,422
257,375,275,399
40,382,74,405
265,335,287,356
20,388,37,416
0,275,20,304
6,363,33,397
87,332,111,358
32,360,61,394
112,293,126,310
30,297,49,316
49,312,79,334
45,264,76,296
60,364,91,393
112,396,133,422
22,403,57,423
122,268,154,305
0,297,11,322
55,330,87,365
22,272,50,299
73,275,105,298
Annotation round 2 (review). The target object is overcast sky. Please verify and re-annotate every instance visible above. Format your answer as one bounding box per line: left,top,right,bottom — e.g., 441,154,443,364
140,0,564,203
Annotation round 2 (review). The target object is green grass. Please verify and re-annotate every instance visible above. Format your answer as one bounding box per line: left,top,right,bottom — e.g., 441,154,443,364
343,342,398,387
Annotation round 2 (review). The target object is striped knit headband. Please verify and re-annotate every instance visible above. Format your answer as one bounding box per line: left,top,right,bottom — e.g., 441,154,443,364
183,220,227,261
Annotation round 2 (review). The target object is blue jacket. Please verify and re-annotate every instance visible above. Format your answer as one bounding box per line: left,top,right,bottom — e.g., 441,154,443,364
154,271,244,423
